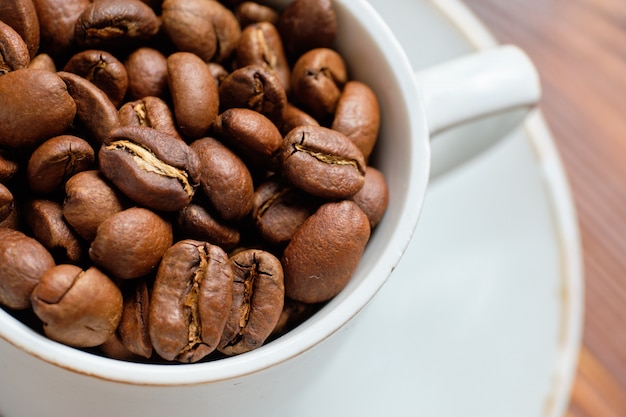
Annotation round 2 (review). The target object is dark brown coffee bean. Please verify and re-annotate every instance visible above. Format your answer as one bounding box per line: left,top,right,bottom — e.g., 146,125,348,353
0,151,19,182
290,48,347,122
26,135,95,195
270,298,316,339
235,2,279,27
350,166,388,229
57,71,121,146
0,228,55,310
0,68,76,149
176,203,241,250
252,176,320,245
280,103,319,136
89,207,173,280
63,170,126,241
207,62,229,85
75,0,160,50
30,264,123,347
167,52,219,139
64,50,129,108
219,64,287,126
0,183,14,223
24,199,84,263
0,0,40,58
190,137,254,222
124,47,168,100
98,126,201,212
218,249,284,356
234,22,290,91
215,108,283,169
118,279,152,358
331,81,381,161
161,0,241,63
28,53,56,71
32,0,90,61
0,20,31,75
100,331,145,362
282,200,370,303
279,125,366,199
119,96,183,141
277,0,337,58
150,240,233,363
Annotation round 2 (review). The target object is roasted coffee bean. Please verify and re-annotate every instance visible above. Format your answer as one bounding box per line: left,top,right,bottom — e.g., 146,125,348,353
0,68,76,149
351,166,389,228
177,203,241,250
32,0,90,61
0,151,19,182
150,240,234,363
279,125,366,199
30,264,123,347
57,71,121,146
207,62,229,85
280,103,319,136
0,183,13,223
190,137,254,222
0,228,55,310
218,249,284,355
124,47,168,100
89,207,173,280
235,2,279,27
161,0,241,63
331,81,381,161
252,176,320,245
234,22,290,91
214,108,283,169
100,331,145,362
98,126,201,212
74,0,160,50
118,279,152,359
167,52,219,139
24,199,84,263
218,64,287,126
290,47,347,122
0,20,31,75
119,96,183,141
26,135,95,195
270,298,316,338
63,170,126,241
64,50,129,108
282,200,370,303
0,0,40,58
28,53,56,71
277,0,337,58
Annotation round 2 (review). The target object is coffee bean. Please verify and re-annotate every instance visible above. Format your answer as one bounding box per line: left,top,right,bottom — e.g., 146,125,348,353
124,47,168,100
118,279,152,359
119,96,183,141
277,0,337,58
176,202,241,250
235,2,279,28
0,20,31,75
350,166,389,228
32,0,90,61
0,0,40,58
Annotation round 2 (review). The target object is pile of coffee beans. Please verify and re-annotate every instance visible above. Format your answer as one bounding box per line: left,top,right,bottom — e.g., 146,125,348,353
0,0,389,363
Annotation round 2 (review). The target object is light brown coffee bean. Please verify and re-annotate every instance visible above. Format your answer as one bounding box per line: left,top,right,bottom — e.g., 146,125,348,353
350,166,389,228
64,49,129,108
0,0,40,58
30,264,123,347
118,279,152,359
28,53,57,71
150,240,233,363
63,170,126,241
280,103,319,136
218,249,284,356
167,52,219,139
74,0,160,50
24,199,84,263
89,207,173,280
57,71,121,146
119,96,183,141
279,125,366,199
290,48,347,122
26,135,95,195
235,2,279,27
190,137,254,222
124,47,168,100
161,0,241,63
0,228,55,310
98,126,201,212
282,200,370,303
277,0,337,58
331,81,381,161
176,202,241,250
0,68,76,149
0,20,31,75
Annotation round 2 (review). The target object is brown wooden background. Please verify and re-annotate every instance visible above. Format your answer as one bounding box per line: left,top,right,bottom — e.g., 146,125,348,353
462,1,626,416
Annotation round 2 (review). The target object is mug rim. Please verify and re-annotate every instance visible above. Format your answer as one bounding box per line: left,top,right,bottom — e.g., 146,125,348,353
0,0,430,386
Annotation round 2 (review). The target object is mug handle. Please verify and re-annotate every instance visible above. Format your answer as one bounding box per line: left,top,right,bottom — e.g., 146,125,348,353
415,45,541,175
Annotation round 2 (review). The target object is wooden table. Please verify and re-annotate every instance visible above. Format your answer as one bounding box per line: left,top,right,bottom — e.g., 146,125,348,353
462,1,626,416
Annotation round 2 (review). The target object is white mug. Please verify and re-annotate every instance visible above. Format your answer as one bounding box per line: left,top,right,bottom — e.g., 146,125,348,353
0,1,539,416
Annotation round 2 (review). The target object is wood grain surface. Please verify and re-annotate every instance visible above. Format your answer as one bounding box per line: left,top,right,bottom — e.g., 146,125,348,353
462,1,626,416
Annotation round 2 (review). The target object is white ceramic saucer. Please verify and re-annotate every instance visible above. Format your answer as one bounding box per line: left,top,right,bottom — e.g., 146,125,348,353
267,1,584,416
